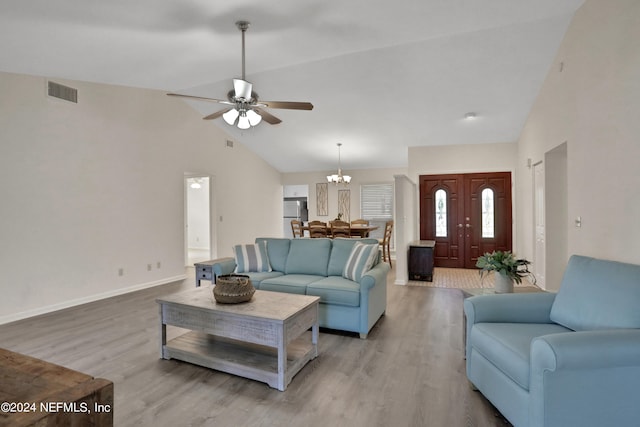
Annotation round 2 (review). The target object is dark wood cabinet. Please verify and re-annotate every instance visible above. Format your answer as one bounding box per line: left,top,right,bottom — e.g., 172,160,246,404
408,240,436,281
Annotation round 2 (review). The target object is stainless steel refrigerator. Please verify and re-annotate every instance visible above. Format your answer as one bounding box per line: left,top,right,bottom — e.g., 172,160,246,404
283,198,308,238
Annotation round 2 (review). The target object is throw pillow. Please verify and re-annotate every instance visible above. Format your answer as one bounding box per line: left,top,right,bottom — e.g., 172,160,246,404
233,242,272,273
343,242,379,282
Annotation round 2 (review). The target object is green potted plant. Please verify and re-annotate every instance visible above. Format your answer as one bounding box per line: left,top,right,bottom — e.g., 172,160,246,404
476,250,536,293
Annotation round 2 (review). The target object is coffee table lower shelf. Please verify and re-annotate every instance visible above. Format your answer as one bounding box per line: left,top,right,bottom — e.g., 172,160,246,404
163,331,315,391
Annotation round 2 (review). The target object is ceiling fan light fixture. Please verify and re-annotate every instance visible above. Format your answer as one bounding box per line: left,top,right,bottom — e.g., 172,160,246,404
223,108,239,125
237,111,251,130
246,109,262,126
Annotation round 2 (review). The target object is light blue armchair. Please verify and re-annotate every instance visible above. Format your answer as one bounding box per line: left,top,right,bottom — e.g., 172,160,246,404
464,255,640,427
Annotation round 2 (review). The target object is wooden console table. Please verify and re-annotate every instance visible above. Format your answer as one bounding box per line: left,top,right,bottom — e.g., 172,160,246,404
0,348,113,427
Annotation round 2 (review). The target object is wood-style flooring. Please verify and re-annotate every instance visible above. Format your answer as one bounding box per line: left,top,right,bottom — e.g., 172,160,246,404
0,269,511,427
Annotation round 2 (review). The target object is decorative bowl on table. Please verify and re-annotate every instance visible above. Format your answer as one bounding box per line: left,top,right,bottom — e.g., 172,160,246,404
213,274,255,303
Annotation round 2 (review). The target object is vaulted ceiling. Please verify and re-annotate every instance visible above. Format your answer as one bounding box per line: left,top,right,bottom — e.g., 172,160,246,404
0,0,584,173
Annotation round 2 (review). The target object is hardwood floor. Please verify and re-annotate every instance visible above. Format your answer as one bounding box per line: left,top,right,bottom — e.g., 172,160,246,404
0,269,510,427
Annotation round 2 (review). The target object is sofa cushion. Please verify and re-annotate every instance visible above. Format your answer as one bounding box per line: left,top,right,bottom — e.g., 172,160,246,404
550,255,640,331
470,322,572,390
260,274,320,294
255,238,290,273
343,242,379,282
242,271,284,289
285,238,331,276
233,242,271,273
306,276,361,307
328,238,379,276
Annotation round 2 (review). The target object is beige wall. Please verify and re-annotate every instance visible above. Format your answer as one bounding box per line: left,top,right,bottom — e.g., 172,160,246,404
0,71,282,323
516,0,640,289
408,142,518,181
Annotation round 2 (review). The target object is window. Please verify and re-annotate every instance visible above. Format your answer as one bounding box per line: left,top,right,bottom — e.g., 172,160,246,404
360,183,393,240
481,188,495,238
435,189,447,237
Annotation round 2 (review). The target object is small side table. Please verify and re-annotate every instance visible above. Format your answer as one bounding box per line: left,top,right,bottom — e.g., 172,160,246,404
408,240,436,281
194,260,215,287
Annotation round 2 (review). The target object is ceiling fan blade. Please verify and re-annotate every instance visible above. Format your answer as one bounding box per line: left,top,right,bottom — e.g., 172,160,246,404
233,79,253,100
258,100,314,110
203,108,232,121
167,93,234,106
254,108,282,125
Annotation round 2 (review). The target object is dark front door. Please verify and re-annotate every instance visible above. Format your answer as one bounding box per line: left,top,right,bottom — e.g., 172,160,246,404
419,172,512,269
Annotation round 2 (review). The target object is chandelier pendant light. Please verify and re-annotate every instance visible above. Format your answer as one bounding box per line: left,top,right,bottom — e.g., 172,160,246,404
327,143,351,185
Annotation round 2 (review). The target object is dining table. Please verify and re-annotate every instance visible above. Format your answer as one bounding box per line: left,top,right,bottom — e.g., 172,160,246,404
301,223,379,238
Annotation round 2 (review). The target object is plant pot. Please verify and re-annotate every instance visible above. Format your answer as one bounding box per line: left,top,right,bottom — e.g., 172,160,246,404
494,272,514,293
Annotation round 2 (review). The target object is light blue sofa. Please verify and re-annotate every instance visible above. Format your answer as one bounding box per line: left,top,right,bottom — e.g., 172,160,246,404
464,255,640,427
210,237,390,338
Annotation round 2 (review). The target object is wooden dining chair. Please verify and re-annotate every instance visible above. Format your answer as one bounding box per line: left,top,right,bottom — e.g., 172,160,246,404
290,219,303,238
379,220,394,268
350,219,370,237
308,220,328,238
330,220,351,238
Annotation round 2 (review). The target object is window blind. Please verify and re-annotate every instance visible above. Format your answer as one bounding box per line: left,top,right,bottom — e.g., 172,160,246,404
360,183,393,220
360,183,393,241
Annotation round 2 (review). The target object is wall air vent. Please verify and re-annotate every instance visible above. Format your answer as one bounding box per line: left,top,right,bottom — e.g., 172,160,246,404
47,81,78,103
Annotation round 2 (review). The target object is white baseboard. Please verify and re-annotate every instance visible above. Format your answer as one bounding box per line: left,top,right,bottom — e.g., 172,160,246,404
0,274,187,325
394,279,408,285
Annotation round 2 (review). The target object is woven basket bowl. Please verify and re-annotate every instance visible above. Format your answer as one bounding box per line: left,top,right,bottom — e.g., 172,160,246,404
213,274,255,304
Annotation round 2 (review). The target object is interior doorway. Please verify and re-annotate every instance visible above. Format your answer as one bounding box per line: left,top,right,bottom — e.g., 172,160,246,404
419,172,513,268
185,176,212,266
533,161,546,289
543,142,568,291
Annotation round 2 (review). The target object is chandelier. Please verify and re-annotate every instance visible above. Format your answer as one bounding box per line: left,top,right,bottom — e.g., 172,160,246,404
327,143,351,185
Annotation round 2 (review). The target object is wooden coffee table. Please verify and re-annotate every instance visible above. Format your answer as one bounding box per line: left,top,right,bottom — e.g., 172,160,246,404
157,288,319,391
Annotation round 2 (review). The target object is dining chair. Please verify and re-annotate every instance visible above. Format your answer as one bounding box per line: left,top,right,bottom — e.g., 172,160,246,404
330,220,351,238
350,219,370,237
379,220,394,268
290,219,303,238
308,220,328,238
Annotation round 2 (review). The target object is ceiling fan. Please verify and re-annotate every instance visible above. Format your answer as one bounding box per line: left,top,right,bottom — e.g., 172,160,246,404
167,21,313,129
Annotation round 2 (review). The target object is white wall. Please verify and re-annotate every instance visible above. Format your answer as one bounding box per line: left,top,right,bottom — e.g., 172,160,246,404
0,71,282,323
393,174,417,285
517,0,640,285
408,142,518,181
